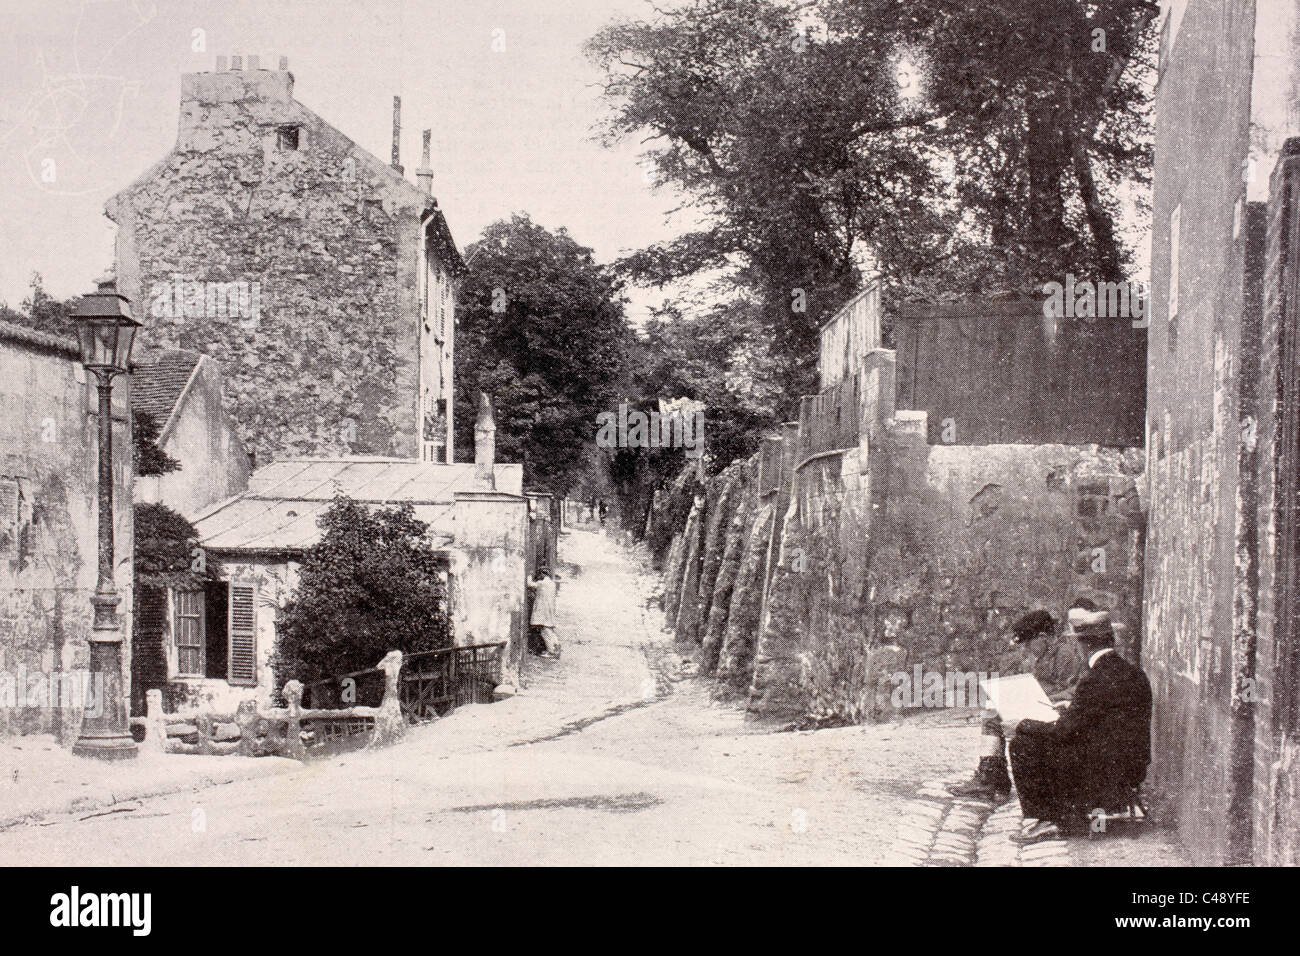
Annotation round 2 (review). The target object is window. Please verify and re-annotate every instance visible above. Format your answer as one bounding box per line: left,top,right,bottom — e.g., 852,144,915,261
170,582,256,684
175,590,206,676
276,126,300,151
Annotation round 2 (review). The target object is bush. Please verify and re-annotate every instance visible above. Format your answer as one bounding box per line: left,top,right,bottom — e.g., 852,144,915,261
271,496,452,690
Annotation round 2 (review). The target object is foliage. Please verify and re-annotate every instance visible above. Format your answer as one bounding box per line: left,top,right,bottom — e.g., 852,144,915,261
587,0,1157,397
599,295,781,533
0,273,81,339
133,502,221,592
454,214,632,497
823,0,1158,285
133,409,182,477
271,496,452,687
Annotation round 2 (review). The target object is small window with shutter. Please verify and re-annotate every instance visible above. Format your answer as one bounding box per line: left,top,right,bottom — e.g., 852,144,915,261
174,589,206,676
227,583,258,686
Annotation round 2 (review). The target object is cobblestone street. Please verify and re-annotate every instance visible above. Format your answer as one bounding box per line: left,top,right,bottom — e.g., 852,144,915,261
1,529,1185,866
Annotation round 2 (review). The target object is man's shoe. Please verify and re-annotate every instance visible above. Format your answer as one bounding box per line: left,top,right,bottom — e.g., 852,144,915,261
949,756,1012,801
1009,821,1064,846
950,777,1011,802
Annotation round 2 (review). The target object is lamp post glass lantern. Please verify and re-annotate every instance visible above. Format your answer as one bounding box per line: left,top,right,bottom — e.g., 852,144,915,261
71,277,140,760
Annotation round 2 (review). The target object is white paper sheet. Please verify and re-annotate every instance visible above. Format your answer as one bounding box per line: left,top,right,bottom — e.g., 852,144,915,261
979,674,1060,724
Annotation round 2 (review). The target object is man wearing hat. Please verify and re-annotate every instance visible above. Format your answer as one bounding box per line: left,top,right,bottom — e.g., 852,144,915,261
1004,606,1152,845
951,605,1086,800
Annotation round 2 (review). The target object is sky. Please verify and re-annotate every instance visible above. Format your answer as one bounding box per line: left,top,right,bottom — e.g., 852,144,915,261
0,0,688,322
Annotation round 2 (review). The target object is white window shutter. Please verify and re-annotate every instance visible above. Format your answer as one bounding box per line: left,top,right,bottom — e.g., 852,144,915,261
228,584,258,686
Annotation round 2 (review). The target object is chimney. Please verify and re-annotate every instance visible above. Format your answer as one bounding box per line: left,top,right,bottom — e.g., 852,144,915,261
475,393,496,487
391,96,403,174
416,129,434,195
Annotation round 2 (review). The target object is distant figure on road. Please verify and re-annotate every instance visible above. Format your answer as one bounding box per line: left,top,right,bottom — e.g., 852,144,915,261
528,566,561,659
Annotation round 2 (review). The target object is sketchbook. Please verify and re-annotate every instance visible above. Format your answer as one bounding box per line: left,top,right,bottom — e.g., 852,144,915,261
979,674,1060,724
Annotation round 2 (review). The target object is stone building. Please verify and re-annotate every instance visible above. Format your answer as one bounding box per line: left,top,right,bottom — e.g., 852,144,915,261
132,350,252,517
142,398,530,713
0,320,133,743
107,58,464,467
1143,0,1300,866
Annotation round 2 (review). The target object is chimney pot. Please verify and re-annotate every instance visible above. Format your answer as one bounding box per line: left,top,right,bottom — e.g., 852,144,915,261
416,128,434,195
248,54,260,70
279,55,289,70
216,55,228,71
391,95,403,174
231,55,243,70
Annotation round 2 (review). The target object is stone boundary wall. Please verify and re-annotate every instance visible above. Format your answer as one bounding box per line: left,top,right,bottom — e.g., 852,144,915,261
652,347,1146,725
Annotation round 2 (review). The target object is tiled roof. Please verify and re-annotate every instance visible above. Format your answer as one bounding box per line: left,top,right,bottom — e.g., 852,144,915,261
130,350,202,423
191,457,524,552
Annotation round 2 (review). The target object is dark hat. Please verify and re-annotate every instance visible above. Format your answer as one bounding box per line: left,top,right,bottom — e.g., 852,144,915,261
1010,609,1056,645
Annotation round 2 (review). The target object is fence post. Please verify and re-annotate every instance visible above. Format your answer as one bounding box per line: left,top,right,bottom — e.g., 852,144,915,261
373,650,406,744
282,680,307,759
144,689,167,753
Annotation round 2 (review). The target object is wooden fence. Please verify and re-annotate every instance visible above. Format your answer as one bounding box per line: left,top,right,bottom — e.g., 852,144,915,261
893,301,1146,446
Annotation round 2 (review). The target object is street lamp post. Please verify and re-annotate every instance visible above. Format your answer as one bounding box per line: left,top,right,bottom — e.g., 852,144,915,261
71,277,140,761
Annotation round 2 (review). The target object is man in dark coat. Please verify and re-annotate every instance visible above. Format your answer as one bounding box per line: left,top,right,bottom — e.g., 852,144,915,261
951,602,1093,801
1006,607,1152,844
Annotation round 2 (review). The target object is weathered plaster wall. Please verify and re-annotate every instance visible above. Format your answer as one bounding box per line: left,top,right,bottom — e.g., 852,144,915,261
1253,145,1300,866
136,357,251,516
654,339,1143,729
1143,0,1259,865
0,329,134,743
452,493,528,681
108,68,442,464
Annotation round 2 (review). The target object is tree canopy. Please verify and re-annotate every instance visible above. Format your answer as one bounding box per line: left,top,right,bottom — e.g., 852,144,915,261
587,0,1157,400
272,496,452,687
454,213,631,497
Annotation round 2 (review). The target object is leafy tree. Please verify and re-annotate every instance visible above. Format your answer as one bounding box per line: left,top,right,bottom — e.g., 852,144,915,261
632,300,783,471
454,214,631,497
134,502,221,593
272,496,451,688
133,409,181,477
587,0,1156,397
0,273,81,339
823,0,1158,285
588,0,946,398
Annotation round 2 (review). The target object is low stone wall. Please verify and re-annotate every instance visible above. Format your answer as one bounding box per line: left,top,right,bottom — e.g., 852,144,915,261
650,352,1146,726
134,650,406,759
750,429,1145,723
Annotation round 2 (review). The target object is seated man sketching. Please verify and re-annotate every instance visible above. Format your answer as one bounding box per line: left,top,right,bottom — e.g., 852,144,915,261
1004,607,1153,845
953,605,1087,801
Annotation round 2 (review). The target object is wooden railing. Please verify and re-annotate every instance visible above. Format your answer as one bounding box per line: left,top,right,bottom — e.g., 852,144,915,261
304,643,505,720
796,373,861,467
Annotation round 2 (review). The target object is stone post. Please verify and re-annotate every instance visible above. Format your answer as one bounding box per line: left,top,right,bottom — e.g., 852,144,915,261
143,689,167,754
372,650,406,745
282,680,307,760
